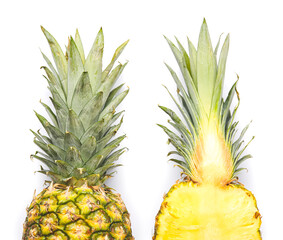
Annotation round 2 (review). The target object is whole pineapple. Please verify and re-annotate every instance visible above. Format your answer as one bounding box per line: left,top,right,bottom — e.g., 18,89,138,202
23,27,134,240
154,20,261,239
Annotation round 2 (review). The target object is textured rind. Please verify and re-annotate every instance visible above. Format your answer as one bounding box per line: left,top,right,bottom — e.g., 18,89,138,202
23,185,134,240
153,181,261,240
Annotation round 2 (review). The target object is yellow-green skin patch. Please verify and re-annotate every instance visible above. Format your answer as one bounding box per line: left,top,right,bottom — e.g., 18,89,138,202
23,185,133,240
154,181,261,240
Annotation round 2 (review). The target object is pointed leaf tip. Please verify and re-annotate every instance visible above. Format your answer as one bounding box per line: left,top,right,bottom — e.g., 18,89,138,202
70,36,75,43
200,18,209,33
163,35,172,45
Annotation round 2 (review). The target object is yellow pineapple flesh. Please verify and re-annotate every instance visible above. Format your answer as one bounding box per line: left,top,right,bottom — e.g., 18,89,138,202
154,182,261,239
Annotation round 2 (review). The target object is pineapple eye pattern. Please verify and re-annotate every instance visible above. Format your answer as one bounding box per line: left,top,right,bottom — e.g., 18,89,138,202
22,27,133,240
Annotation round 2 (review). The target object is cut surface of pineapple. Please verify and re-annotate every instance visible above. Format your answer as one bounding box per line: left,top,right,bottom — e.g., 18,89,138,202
154,182,261,240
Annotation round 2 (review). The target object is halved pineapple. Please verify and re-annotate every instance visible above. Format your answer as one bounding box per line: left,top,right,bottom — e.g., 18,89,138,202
154,19,261,239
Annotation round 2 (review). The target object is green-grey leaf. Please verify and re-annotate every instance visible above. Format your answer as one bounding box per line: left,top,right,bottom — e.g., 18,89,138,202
158,124,191,163
65,146,83,167
40,100,58,127
31,154,57,171
98,62,127,105
222,80,237,130
79,92,103,129
84,155,103,173
234,137,254,163
80,119,105,143
234,154,252,169
66,109,85,138
80,136,97,162
55,160,72,176
232,122,251,153
212,34,230,114
92,135,126,169
99,111,124,137
214,33,223,57
48,144,66,160
41,170,64,182
41,66,65,100
71,72,93,114
104,84,124,108
85,174,100,185
163,86,196,137
31,129,47,143
85,28,104,93
75,29,85,64
187,37,197,87
41,26,67,91
175,37,191,75
102,40,129,81
49,97,68,132
34,140,53,158
41,52,60,85
80,111,116,143
99,89,128,120
164,63,199,127
96,117,123,152
159,105,193,143
196,19,217,115
94,163,117,175
67,37,84,106
103,148,127,166
35,112,64,147
64,131,82,150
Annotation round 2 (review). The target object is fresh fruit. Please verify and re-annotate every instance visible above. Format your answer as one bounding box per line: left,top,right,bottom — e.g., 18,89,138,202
154,19,261,239
22,27,134,240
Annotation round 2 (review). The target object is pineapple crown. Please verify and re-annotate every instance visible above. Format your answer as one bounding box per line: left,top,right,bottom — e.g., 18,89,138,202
159,19,253,185
31,27,129,187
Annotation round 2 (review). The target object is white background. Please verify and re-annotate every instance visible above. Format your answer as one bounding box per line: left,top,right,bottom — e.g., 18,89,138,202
0,0,282,239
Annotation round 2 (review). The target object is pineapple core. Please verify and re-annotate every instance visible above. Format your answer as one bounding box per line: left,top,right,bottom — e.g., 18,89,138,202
191,118,233,186
154,182,261,240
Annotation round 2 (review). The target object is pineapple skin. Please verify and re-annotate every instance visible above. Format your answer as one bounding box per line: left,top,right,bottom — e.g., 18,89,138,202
23,185,133,240
153,181,261,240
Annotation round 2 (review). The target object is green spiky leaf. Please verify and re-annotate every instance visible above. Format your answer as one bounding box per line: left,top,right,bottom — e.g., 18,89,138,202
33,27,128,186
